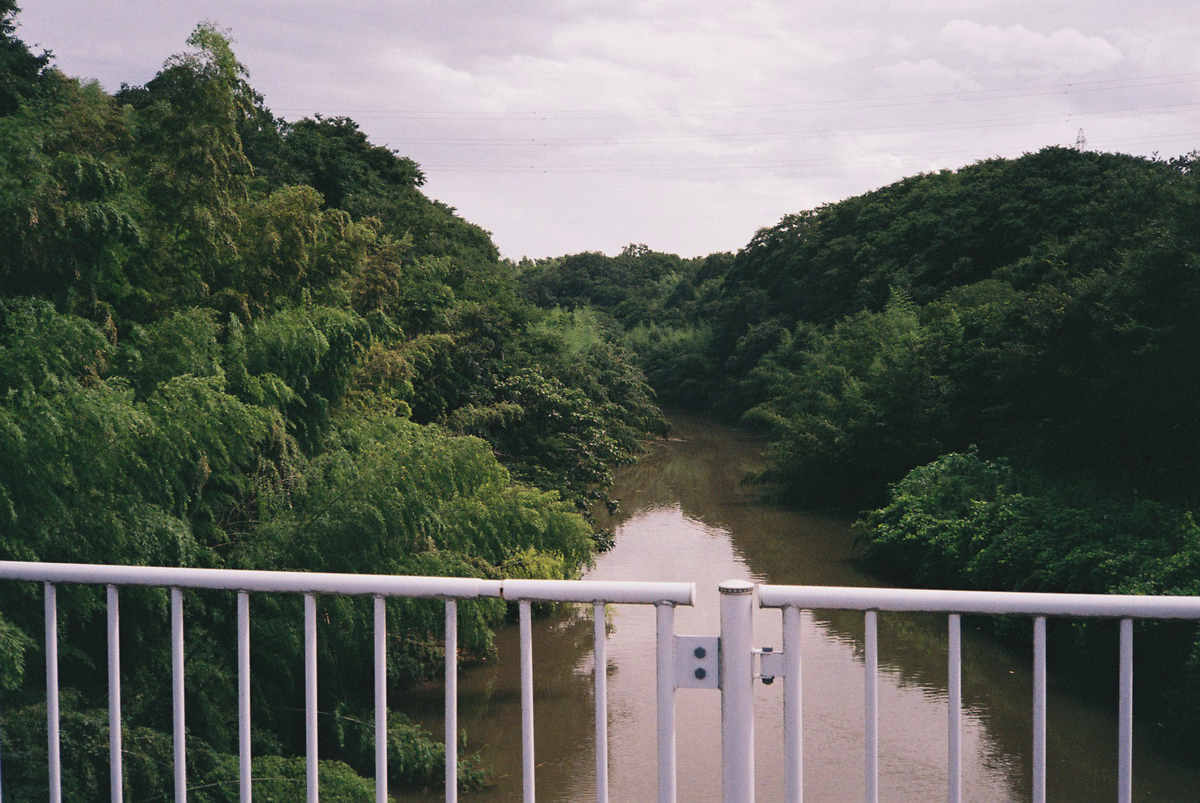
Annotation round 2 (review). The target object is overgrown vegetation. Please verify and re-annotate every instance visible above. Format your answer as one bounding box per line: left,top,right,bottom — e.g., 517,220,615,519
0,6,664,797
520,139,1200,748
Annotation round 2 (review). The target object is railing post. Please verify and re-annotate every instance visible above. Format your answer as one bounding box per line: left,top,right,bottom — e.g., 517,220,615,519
238,592,251,803
305,593,318,803
445,599,458,803
655,602,676,803
519,600,535,803
171,588,186,803
45,582,61,803
374,596,387,803
108,585,123,803
1032,616,1047,803
720,580,755,803
783,605,803,803
864,611,878,803
1118,618,1133,803
948,614,962,803
595,602,609,803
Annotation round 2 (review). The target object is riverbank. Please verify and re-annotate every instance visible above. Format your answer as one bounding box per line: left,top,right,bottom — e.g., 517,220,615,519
396,415,1200,801
858,450,1200,757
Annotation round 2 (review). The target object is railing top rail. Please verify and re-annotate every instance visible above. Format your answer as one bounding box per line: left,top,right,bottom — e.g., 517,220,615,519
0,561,502,599
0,561,696,606
502,578,695,606
758,583,1200,619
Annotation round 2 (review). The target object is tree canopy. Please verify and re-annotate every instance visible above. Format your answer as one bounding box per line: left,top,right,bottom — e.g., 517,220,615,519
0,16,665,798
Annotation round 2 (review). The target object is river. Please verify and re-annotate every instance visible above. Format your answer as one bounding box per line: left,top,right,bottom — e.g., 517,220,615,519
396,414,1200,801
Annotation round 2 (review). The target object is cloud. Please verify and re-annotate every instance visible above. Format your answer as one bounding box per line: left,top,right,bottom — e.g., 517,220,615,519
876,58,980,92
940,20,1123,74
16,0,1196,260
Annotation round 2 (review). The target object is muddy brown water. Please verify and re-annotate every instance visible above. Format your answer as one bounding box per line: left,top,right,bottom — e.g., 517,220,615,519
395,414,1200,801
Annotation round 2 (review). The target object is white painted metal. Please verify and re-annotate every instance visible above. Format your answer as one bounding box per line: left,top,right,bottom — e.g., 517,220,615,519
374,596,387,803
594,602,609,803
519,600,535,803
5,561,709,803
503,577,694,605
1118,618,1133,803
758,585,1200,803
948,614,962,803
757,650,784,681
45,583,61,803
172,588,185,803
238,592,251,803
305,593,318,803
758,584,1200,619
782,605,802,803
1032,616,1046,803
656,603,677,803
675,634,720,689
108,586,123,803
13,560,1198,803
445,599,458,803
0,561,500,599
864,610,878,803
720,580,754,803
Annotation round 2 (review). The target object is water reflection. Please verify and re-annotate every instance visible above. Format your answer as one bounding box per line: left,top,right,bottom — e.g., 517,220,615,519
396,414,1200,802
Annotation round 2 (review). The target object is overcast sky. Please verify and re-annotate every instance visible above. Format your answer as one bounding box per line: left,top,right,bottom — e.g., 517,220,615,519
15,1,1200,260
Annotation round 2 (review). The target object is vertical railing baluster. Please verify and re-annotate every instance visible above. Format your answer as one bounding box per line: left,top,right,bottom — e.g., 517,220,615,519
948,614,962,803
864,610,878,803
108,585,123,803
594,602,609,803
45,582,61,803
171,588,185,803
1118,618,1133,803
445,599,458,803
783,605,803,803
374,596,387,803
519,600,535,803
305,593,318,803
1032,616,1046,803
719,581,754,803
238,592,251,803
656,601,677,803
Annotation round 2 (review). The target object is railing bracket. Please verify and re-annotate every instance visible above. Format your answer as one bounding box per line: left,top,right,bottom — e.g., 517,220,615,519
755,646,785,684
675,635,720,688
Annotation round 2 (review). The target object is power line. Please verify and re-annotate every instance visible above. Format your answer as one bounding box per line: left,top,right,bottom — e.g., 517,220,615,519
424,131,1200,199
408,103,1198,173
372,101,1199,148
270,71,1200,121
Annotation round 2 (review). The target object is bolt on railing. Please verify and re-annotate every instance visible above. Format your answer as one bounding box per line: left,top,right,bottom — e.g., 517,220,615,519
11,561,1196,803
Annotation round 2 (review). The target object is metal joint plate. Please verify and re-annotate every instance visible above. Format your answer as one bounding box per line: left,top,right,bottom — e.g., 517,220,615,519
675,635,720,689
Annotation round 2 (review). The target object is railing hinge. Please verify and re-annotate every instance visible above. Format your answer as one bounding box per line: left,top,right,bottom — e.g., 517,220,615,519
755,646,785,685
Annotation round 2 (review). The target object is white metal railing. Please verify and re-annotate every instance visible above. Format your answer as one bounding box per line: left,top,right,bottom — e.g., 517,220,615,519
752,584,1200,803
0,561,694,803
7,561,1200,803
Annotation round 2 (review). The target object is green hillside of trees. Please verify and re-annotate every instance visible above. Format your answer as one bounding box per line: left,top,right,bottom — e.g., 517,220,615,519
6,0,1200,782
0,7,665,798
521,145,1200,745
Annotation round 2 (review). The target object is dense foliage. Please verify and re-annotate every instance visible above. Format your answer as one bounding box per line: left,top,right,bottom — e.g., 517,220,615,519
0,9,664,798
859,452,1200,738
521,132,1200,750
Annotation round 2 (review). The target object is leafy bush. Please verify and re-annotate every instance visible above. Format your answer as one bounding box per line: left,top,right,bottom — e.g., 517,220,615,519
859,452,1200,745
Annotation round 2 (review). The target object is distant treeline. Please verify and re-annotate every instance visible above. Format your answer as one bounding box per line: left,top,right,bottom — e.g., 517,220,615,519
520,145,1200,749
0,6,666,799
